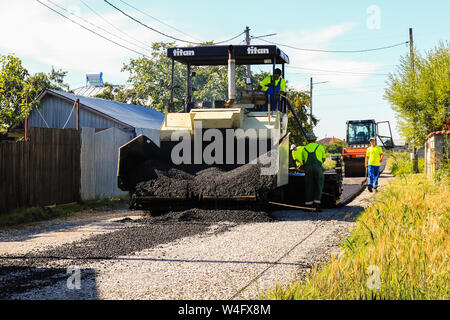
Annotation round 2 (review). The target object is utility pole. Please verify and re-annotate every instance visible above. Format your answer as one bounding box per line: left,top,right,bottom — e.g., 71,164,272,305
310,77,313,126
244,26,252,90
309,78,328,126
409,27,419,173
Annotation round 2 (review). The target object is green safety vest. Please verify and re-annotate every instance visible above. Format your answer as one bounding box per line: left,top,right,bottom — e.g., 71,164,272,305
302,143,326,164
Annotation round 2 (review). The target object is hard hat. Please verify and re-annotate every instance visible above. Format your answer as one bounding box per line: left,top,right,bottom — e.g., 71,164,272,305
369,137,376,141
290,144,296,150
305,132,317,141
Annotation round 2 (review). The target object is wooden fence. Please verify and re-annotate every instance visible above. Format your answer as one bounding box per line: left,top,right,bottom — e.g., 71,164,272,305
0,127,81,214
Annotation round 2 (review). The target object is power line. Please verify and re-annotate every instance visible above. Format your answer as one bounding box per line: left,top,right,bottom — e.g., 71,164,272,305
213,31,246,45
256,37,409,53
79,0,153,50
103,0,203,44
289,72,387,77
36,0,150,58
117,0,204,43
47,0,150,53
287,65,389,76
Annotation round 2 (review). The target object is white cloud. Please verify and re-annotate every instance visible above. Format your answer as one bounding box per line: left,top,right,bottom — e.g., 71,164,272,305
258,22,385,91
0,0,169,86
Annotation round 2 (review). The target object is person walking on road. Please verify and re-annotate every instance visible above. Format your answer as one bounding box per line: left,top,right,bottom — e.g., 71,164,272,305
365,137,384,192
302,132,326,211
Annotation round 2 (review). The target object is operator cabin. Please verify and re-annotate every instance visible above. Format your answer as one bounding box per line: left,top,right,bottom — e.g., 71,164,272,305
165,44,290,113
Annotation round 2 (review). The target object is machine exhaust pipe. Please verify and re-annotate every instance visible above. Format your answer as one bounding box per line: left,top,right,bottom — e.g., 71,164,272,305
224,45,236,107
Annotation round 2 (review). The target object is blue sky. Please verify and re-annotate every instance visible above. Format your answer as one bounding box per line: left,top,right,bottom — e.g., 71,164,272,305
1,0,449,141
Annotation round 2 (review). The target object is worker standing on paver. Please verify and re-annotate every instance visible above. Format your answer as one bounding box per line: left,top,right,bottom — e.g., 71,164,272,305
365,137,384,192
290,144,304,168
302,133,326,211
257,68,286,111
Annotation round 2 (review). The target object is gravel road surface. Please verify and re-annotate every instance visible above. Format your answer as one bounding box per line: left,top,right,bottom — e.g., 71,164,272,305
0,171,393,300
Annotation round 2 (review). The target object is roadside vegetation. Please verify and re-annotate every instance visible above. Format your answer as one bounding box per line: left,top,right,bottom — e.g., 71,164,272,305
0,196,129,228
263,171,449,299
386,151,425,175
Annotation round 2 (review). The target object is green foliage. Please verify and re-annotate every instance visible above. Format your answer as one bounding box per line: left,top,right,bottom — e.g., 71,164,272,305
0,54,71,130
286,89,314,146
0,54,37,130
118,42,187,111
385,42,450,147
324,140,346,154
26,66,71,99
387,151,425,175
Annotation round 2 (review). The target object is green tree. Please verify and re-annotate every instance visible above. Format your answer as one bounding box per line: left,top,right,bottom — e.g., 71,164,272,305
26,67,71,99
385,42,450,148
286,89,315,146
119,42,187,111
324,140,346,154
0,54,37,131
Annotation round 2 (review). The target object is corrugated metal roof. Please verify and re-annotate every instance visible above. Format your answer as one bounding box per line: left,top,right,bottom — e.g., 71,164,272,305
41,89,164,130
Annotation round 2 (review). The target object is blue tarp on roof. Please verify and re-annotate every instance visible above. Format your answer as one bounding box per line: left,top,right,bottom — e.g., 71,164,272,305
48,89,164,130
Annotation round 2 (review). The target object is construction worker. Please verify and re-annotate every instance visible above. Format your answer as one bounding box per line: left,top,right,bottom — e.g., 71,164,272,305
257,68,286,111
290,144,304,168
301,132,326,211
365,137,384,192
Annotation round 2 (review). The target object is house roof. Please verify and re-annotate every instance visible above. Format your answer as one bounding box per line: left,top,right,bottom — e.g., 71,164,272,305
317,137,343,145
38,89,164,130
426,130,450,140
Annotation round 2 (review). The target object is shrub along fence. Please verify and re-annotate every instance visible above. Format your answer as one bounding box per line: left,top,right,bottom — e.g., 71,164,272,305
0,127,81,214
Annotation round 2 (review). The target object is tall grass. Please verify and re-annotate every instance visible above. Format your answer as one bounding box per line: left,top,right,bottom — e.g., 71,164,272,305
262,174,449,299
387,152,425,175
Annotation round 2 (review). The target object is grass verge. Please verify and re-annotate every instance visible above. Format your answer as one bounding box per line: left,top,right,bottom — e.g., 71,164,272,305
0,196,129,229
262,173,449,299
386,151,425,175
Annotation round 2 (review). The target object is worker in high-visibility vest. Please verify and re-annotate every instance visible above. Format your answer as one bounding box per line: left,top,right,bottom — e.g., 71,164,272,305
301,132,326,211
257,68,286,111
290,144,304,168
365,137,384,192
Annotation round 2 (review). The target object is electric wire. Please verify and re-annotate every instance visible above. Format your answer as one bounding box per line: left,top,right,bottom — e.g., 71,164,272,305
47,0,150,53
36,0,150,58
79,0,153,50
104,0,245,45
103,0,203,44
257,37,409,53
117,0,204,43
287,65,389,76
212,31,246,45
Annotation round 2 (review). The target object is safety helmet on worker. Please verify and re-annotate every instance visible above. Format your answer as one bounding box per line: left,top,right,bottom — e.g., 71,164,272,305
290,144,296,151
305,132,317,142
